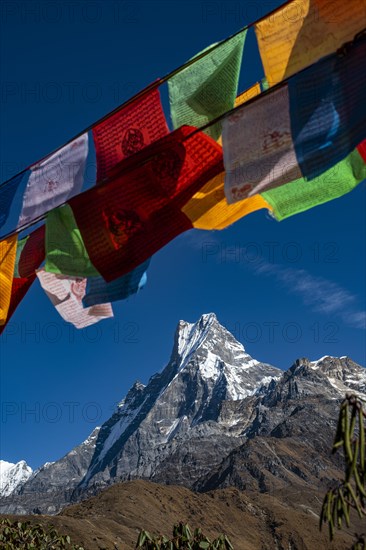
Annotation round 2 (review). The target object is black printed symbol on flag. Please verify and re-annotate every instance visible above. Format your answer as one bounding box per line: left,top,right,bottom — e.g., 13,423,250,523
121,128,145,157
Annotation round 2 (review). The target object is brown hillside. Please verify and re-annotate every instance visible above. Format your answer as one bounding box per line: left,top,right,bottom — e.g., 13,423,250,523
3,479,362,549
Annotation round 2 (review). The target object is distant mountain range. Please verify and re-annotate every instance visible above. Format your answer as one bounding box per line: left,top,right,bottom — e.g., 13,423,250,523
1,313,365,517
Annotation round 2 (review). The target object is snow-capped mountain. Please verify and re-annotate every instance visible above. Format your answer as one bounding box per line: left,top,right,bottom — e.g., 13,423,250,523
0,313,364,515
0,460,32,497
77,313,281,490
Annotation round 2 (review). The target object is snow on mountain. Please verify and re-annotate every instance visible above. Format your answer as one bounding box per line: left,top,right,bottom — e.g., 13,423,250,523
174,312,281,400
309,355,366,395
0,460,32,497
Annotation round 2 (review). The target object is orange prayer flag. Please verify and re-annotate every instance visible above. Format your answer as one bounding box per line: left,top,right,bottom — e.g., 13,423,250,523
0,236,17,325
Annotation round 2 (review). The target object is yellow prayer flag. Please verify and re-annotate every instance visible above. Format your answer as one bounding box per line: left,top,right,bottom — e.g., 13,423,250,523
235,82,261,106
182,172,271,229
255,0,366,86
183,82,272,230
0,236,17,325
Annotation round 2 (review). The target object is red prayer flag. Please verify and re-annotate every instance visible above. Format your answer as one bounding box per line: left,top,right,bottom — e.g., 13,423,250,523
18,225,45,278
0,275,36,335
357,139,366,162
69,126,223,282
92,88,169,183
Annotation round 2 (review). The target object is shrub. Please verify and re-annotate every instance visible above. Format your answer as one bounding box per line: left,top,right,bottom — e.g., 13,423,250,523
0,518,84,549
135,521,233,549
320,394,366,549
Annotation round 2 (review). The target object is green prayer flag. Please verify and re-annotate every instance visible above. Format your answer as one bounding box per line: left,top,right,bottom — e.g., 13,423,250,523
14,236,28,278
261,77,269,91
45,204,100,277
261,148,366,221
168,30,247,140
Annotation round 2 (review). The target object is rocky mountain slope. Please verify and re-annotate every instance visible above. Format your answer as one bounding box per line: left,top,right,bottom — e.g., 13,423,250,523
0,313,364,519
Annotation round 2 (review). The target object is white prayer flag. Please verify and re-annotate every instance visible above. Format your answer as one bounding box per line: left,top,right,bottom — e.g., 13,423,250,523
37,268,113,329
18,134,88,227
222,86,302,204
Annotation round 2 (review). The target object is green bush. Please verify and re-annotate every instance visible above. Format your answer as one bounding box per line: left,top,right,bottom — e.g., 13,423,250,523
135,521,233,549
0,518,84,549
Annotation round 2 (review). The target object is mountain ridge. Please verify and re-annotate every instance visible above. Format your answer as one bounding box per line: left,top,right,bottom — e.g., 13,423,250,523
0,313,364,517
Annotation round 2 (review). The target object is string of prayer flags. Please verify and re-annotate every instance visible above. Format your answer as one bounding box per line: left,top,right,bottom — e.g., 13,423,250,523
0,275,36,336
15,225,45,278
261,143,366,220
83,258,150,307
37,269,113,329
18,134,88,229
255,0,366,86
45,205,99,277
92,88,169,183
0,236,17,325
223,32,366,203
168,30,247,140
0,173,25,233
68,126,223,282
183,84,273,229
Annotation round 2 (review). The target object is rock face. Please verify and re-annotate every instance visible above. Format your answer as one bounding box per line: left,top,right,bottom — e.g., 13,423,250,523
0,314,364,515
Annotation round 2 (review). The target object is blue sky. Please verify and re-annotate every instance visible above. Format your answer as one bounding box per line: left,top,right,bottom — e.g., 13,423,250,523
0,0,365,469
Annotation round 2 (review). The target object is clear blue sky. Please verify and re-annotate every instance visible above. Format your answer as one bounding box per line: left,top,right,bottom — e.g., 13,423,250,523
0,0,365,469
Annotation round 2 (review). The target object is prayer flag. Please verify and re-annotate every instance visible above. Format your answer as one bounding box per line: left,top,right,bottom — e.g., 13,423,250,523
255,0,366,86
183,171,271,229
69,126,223,281
37,269,113,329
83,259,149,307
0,173,25,232
0,275,36,335
0,236,17,325
358,140,366,162
18,134,88,228
92,88,169,183
289,33,366,179
223,85,302,203
14,236,29,278
262,144,366,220
16,225,45,278
45,205,99,277
168,31,247,140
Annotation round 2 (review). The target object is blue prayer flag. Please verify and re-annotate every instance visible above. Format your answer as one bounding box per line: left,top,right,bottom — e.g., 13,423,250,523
83,259,150,307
